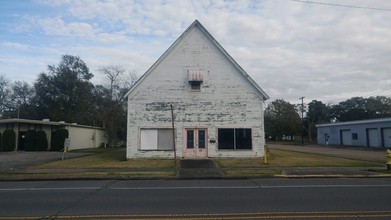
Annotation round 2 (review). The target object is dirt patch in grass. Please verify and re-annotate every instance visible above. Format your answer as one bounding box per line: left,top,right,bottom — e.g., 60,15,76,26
33,148,175,170
215,149,381,168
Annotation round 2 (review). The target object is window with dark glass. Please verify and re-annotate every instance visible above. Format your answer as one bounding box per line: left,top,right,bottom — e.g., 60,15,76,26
187,130,194,148
190,81,201,90
198,130,206,149
188,69,203,91
218,128,252,150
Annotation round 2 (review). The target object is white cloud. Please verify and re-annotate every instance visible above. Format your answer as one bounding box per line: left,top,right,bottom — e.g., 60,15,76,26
2,0,391,104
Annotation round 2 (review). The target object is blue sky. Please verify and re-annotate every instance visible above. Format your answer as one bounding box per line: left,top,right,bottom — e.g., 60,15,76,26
1,0,391,104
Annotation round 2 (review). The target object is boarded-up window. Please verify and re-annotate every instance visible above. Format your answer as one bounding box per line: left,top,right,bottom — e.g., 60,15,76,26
140,129,174,150
218,128,252,150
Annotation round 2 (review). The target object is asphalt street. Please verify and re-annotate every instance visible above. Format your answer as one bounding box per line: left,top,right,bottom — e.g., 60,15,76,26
1,178,391,219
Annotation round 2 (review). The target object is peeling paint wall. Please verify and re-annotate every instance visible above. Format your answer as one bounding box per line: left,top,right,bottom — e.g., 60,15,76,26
127,26,266,159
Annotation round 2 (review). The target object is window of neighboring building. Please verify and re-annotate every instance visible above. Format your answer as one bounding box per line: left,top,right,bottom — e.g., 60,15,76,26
218,128,252,150
352,133,358,140
140,129,174,150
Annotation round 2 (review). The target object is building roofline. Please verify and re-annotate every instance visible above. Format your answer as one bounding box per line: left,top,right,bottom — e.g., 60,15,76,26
315,117,391,128
124,19,269,101
0,118,105,130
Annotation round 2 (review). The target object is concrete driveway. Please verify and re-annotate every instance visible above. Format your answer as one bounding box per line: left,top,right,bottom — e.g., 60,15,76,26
269,144,386,163
0,151,89,172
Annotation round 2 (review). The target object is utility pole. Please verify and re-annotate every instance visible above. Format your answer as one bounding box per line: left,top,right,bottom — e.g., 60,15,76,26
299,97,305,145
170,104,177,169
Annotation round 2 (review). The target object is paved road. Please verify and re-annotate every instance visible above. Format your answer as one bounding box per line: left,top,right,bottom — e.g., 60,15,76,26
270,144,386,163
1,179,391,219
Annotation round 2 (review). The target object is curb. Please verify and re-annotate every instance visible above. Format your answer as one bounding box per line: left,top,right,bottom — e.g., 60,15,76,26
1,172,390,181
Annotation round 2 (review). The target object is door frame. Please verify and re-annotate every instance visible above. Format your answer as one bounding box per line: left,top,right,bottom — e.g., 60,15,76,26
183,127,208,158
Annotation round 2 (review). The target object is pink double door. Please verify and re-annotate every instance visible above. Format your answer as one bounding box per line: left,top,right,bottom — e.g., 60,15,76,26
184,128,207,158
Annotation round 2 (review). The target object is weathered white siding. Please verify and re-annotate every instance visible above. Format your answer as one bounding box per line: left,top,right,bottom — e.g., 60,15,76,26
127,22,267,159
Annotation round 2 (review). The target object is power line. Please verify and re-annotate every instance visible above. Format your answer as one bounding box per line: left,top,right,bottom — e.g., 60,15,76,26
366,84,391,97
291,0,391,12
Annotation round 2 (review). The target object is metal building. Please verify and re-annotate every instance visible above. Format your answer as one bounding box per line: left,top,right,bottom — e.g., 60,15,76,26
316,118,391,148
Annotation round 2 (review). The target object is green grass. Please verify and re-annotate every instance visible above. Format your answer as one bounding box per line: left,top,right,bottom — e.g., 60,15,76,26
17,146,382,180
0,171,177,181
33,148,176,169
374,170,391,174
214,149,380,168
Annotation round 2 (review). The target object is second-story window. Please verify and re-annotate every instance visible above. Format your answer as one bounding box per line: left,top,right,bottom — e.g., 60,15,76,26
188,69,203,91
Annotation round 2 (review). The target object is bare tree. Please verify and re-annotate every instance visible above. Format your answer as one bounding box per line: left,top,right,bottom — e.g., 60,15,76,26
97,65,138,146
0,75,12,118
99,65,125,101
11,81,35,118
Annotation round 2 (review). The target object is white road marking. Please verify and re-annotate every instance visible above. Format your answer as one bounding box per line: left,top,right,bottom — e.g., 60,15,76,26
1,184,391,191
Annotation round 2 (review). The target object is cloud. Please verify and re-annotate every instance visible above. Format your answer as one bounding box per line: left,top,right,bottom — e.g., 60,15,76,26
35,17,96,38
2,0,391,104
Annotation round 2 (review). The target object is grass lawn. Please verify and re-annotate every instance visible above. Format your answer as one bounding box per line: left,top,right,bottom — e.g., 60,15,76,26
24,147,383,180
0,171,176,181
33,148,176,170
214,148,381,168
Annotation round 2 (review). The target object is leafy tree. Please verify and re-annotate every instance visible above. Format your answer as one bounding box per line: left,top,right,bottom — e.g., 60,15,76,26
34,55,95,124
264,99,301,140
305,100,331,142
330,96,391,122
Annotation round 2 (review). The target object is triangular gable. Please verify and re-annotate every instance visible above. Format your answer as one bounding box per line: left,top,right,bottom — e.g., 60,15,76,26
125,20,269,100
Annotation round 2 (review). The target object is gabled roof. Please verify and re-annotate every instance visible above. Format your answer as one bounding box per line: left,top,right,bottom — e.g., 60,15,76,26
125,20,269,100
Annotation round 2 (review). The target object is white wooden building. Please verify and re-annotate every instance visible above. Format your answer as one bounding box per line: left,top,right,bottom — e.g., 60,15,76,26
125,20,269,159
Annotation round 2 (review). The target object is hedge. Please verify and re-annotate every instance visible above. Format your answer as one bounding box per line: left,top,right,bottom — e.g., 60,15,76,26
1,130,15,151
36,131,48,151
24,130,37,151
51,129,69,151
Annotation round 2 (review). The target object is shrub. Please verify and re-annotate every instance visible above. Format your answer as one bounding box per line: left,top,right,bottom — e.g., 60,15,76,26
2,130,15,151
51,129,69,151
36,131,48,151
24,130,37,151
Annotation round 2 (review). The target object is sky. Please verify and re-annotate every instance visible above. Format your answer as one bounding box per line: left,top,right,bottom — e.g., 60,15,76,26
1,0,391,105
